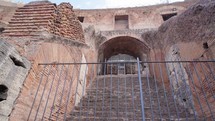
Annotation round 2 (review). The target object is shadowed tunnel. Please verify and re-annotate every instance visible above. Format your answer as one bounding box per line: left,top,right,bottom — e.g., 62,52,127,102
97,36,150,75
98,36,150,62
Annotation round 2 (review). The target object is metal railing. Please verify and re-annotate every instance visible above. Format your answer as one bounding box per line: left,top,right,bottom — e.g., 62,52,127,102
26,59,215,121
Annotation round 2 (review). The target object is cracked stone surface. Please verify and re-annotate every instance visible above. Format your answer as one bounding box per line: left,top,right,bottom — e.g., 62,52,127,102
0,40,30,121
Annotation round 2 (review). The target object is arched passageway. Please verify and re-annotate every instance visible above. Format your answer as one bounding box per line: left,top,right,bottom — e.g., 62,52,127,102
98,36,150,75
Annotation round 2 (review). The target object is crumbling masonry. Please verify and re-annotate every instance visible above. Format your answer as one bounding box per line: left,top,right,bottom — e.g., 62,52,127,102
0,0,214,121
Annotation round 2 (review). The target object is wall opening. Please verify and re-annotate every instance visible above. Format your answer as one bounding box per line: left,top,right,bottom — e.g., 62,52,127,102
78,16,84,23
162,13,177,21
9,55,26,68
98,36,150,75
203,42,209,49
106,54,137,74
115,15,129,30
0,84,8,102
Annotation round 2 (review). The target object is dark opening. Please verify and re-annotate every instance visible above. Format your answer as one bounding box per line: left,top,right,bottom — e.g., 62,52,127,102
78,17,84,23
0,27,5,33
162,13,177,21
10,55,26,68
115,15,129,30
203,42,209,49
183,98,187,102
0,85,8,102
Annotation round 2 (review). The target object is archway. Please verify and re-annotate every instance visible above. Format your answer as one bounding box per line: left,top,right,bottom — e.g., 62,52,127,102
98,36,150,75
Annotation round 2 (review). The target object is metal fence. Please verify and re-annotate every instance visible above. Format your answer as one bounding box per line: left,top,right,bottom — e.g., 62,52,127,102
26,59,215,121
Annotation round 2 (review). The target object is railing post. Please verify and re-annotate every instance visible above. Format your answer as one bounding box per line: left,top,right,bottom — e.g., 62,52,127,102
137,58,146,121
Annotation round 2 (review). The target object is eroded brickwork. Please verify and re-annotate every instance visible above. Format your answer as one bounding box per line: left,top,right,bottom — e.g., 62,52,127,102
2,1,84,42
49,3,85,42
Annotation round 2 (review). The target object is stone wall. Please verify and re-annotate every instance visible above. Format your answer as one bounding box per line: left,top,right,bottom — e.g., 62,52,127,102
0,41,30,121
7,41,96,121
142,0,215,118
75,1,192,31
2,1,85,43
0,1,96,120
48,3,85,42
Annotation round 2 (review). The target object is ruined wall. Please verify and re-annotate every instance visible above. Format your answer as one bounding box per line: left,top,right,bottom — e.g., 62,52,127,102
142,0,215,118
2,1,84,42
75,2,192,31
48,3,85,42
0,1,98,120
0,41,30,121
8,42,85,121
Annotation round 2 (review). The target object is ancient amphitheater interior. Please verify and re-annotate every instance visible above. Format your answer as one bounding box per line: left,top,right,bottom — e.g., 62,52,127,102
0,0,214,121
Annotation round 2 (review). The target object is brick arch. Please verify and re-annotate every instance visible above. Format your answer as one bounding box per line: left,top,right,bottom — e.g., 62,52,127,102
98,35,150,63
99,29,151,48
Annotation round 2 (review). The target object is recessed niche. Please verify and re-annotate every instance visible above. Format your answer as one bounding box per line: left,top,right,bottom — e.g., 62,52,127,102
203,42,209,49
78,16,84,23
162,13,177,21
115,15,129,30
0,85,8,102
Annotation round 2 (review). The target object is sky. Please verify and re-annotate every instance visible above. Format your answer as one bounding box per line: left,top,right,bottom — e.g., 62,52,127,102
13,0,185,9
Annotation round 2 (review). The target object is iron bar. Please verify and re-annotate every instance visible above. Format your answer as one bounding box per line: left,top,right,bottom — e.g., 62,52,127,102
206,62,215,82
145,62,154,121
170,61,188,120
137,58,146,121
48,65,65,120
93,65,99,121
158,63,171,119
124,63,128,120
130,59,137,121
152,63,162,120
41,65,59,120
109,63,113,120
192,62,214,120
27,65,47,121
34,65,52,121
199,62,215,100
38,60,215,65
101,60,107,118
56,65,69,121
29,60,215,121
85,64,95,121
70,64,81,119
165,63,180,120
78,64,88,121
63,64,76,121
117,60,120,121
176,61,197,120
185,62,206,120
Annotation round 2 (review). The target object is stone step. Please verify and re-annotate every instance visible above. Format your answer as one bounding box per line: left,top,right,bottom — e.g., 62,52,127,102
70,111,171,120
13,14,53,18
7,23,48,27
85,89,168,94
5,26,38,30
4,29,40,33
11,16,53,21
67,116,198,121
18,5,56,10
76,101,182,111
69,110,193,119
14,11,54,15
73,104,188,114
24,3,56,8
84,94,172,100
2,33,38,37
9,20,49,24
16,8,55,12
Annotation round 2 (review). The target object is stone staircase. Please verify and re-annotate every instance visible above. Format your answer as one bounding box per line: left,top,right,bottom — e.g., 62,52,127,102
3,1,56,37
67,75,198,121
